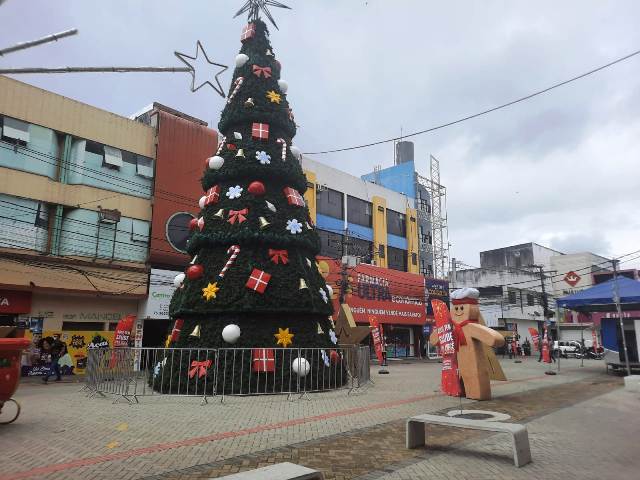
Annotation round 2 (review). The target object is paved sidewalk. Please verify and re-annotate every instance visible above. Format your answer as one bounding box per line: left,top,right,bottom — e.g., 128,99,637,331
0,358,622,480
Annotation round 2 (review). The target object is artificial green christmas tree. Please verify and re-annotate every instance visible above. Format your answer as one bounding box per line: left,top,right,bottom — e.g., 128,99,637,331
156,12,343,394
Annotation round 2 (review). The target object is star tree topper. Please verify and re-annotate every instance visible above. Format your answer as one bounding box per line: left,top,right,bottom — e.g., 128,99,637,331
234,0,291,30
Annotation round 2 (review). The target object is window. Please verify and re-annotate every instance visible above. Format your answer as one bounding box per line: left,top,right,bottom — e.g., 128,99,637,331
527,294,535,306
508,290,517,304
346,196,372,227
34,203,49,229
318,229,344,258
1,117,30,144
386,210,406,237
348,237,373,262
317,188,344,219
136,155,154,178
166,212,194,253
387,246,408,271
131,220,148,243
103,145,123,169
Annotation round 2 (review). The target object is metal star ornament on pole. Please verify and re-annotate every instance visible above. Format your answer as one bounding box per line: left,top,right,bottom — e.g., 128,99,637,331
234,0,291,29
174,40,229,97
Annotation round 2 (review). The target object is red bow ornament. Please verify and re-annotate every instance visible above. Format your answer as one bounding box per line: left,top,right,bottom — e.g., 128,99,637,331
453,319,478,350
252,65,272,78
188,359,212,379
228,208,248,224
269,249,289,265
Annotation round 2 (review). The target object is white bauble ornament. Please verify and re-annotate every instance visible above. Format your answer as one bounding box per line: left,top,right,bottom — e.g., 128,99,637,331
292,357,310,377
289,145,302,160
208,156,225,170
235,54,249,68
198,196,206,209
325,284,333,297
221,324,241,344
278,79,288,93
173,273,185,288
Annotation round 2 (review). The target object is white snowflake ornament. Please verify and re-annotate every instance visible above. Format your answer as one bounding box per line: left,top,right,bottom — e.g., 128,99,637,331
321,350,330,367
286,219,303,234
319,288,328,303
256,151,271,165
226,185,243,199
329,329,338,345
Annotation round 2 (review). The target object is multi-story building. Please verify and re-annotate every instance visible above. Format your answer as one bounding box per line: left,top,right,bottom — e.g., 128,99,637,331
0,77,217,355
0,76,154,334
302,157,419,274
361,141,436,277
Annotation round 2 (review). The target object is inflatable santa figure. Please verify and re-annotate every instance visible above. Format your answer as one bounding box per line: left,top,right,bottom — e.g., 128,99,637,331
432,288,505,400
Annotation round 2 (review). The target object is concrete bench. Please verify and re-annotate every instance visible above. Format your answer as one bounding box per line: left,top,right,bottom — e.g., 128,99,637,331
406,414,531,467
212,462,324,480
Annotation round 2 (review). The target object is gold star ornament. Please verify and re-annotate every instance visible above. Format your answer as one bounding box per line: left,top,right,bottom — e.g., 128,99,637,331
202,282,220,301
266,90,282,104
274,327,294,347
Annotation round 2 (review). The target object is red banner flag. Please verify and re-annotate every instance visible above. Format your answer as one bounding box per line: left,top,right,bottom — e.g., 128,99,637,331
369,316,385,365
431,299,463,397
542,326,551,363
109,314,135,368
528,327,540,351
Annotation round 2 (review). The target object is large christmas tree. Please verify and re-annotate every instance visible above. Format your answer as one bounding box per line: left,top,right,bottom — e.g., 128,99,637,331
157,10,342,394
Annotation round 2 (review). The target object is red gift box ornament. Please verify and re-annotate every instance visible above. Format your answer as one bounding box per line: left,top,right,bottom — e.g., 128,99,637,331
252,122,270,141
245,268,271,294
188,359,212,379
204,185,221,206
252,65,272,78
228,208,248,225
269,249,289,265
241,23,256,42
283,187,305,207
252,348,275,372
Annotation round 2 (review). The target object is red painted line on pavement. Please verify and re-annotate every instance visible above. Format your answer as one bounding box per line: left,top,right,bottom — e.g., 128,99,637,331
0,373,548,480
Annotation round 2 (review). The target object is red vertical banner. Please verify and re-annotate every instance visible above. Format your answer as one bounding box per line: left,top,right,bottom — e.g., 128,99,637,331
431,300,463,397
528,327,540,351
369,316,384,365
542,326,551,363
591,330,599,351
109,314,135,368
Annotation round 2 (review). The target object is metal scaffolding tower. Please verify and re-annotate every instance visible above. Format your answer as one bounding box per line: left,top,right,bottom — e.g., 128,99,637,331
417,155,449,279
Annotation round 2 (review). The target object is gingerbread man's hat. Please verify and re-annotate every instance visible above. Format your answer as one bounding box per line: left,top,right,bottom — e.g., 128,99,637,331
450,287,479,305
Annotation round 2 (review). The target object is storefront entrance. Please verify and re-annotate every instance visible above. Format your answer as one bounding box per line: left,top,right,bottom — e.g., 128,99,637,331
384,326,415,358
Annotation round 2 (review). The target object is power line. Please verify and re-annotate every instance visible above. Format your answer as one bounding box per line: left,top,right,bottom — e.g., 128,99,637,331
305,47,640,155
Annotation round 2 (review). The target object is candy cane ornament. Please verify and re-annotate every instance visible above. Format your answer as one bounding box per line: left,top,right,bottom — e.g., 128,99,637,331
227,77,244,104
276,138,287,161
215,136,227,156
219,245,241,278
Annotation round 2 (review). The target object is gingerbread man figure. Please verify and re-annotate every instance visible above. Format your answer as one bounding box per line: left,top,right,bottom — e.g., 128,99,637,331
431,288,505,400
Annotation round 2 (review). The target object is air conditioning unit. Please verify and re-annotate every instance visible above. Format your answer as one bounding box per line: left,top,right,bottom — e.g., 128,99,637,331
316,184,328,192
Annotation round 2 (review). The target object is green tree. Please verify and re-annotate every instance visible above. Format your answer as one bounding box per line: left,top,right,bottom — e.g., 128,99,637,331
158,19,341,394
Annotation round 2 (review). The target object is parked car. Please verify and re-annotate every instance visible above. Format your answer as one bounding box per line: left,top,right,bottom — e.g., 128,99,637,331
553,341,582,358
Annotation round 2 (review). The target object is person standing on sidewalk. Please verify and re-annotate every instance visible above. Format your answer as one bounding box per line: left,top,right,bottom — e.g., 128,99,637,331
43,335,63,383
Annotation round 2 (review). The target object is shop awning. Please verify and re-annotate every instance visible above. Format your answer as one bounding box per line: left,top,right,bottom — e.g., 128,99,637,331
556,277,640,313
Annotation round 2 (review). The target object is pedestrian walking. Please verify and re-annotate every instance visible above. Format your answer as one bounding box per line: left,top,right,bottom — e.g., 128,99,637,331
42,334,63,383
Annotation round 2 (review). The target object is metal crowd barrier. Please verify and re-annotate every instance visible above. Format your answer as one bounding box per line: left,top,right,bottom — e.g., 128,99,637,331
84,346,371,403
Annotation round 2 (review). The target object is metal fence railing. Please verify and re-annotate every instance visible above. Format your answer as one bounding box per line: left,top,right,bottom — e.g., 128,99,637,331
84,346,371,403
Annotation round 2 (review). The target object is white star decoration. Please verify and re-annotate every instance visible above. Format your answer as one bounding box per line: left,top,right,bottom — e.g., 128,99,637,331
319,289,328,303
256,151,271,165
286,219,303,234
226,185,243,199
174,41,228,97
329,329,338,345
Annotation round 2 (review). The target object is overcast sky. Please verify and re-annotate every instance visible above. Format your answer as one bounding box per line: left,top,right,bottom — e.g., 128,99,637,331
2,0,639,270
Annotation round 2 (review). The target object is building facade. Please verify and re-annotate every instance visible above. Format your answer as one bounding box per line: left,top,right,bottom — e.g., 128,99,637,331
361,141,435,277
302,157,419,274
0,76,153,336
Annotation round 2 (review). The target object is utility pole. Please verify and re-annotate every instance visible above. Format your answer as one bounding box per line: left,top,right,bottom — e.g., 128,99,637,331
612,260,632,376
534,265,557,374
450,257,456,290
339,228,350,305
